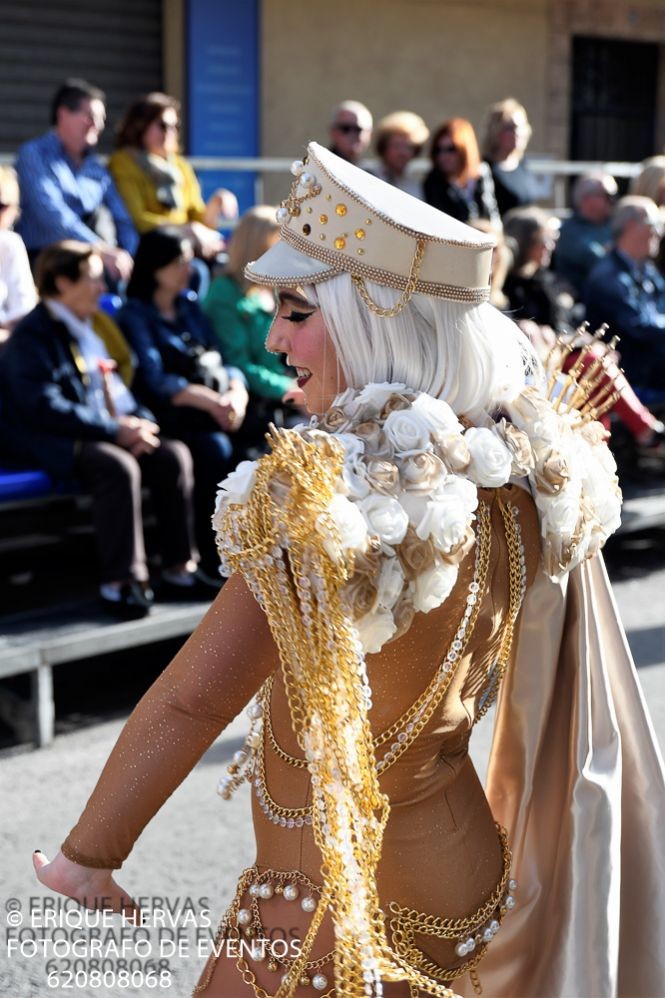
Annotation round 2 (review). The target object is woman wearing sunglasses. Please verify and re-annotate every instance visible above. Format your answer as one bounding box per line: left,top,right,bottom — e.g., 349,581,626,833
424,118,500,227
109,92,237,260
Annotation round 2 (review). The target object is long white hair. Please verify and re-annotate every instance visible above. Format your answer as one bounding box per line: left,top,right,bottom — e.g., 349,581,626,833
303,274,542,421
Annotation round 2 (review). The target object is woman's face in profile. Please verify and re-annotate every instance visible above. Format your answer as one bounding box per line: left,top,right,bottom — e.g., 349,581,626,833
499,111,530,159
265,289,346,414
142,107,180,158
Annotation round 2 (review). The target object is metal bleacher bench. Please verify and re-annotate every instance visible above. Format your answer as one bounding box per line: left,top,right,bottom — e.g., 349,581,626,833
0,466,209,748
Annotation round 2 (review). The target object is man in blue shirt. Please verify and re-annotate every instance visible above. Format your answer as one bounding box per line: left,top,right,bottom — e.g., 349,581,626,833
554,172,616,295
583,196,665,400
16,79,137,284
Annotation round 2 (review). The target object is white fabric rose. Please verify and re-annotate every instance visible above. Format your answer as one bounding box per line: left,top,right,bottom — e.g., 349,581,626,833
412,560,458,613
355,382,408,415
318,493,368,561
216,460,258,507
465,427,513,487
439,474,479,512
360,494,409,547
376,557,405,610
542,485,582,536
415,495,469,553
412,393,462,439
354,607,397,654
337,432,370,499
383,408,432,456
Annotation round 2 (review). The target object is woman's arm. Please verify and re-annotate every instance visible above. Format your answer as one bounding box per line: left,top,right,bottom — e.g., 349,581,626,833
34,574,280,903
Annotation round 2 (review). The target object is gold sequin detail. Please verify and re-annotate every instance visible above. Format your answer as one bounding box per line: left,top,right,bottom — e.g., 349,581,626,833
335,203,347,216
355,228,366,240
334,236,346,250
319,214,328,224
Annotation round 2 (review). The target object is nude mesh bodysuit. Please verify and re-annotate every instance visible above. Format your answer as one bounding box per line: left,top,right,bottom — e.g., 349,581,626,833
61,483,541,996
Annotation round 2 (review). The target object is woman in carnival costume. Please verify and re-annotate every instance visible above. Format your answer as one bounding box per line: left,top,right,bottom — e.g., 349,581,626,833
34,143,665,997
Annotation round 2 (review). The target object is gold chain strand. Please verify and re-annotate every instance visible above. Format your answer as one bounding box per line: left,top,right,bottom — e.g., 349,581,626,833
261,503,491,777
351,238,426,317
475,501,526,722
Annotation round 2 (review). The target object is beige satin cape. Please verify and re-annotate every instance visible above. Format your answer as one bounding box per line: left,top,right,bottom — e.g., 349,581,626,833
474,555,665,998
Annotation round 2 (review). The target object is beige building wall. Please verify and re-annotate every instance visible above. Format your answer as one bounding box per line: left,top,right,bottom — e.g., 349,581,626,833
261,0,550,154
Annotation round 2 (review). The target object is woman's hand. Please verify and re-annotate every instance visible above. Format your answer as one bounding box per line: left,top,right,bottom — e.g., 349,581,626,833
215,379,248,432
33,850,141,921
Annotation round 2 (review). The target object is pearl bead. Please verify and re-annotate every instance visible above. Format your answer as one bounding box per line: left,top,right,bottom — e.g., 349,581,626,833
276,206,290,223
248,884,260,897
290,159,305,176
312,974,328,990
508,878,518,891
258,883,274,899
247,702,264,720
232,750,248,766
300,172,315,188
505,894,516,909
301,896,316,912
466,936,476,952
236,908,252,926
482,927,493,943
246,731,261,748
283,884,299,901
489,919,500,934
455,941,467,957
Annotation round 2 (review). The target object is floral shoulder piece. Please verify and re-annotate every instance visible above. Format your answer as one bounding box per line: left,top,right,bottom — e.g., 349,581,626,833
213,381,622,655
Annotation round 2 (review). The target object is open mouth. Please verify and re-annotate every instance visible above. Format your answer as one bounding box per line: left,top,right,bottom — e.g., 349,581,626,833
295,367,312,389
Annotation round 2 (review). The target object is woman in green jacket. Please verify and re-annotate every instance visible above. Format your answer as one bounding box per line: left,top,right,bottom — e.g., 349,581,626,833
203,206,301,431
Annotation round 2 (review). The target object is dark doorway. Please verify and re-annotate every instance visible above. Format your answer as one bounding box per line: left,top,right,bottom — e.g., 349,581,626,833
570,36,660,162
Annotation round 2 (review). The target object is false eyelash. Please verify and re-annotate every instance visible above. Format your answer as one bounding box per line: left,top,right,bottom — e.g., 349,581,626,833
284,310,314,323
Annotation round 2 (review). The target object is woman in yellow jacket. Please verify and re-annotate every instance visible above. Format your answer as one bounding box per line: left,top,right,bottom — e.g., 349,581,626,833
109,92,237,261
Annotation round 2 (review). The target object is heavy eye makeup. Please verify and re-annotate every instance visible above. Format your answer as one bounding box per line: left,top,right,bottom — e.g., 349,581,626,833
276,291,317,323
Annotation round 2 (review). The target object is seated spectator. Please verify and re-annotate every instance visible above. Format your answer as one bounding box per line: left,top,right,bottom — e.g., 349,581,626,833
0,166,37,345
583,196,665,402
468,218,513,309
631,156,665,277
0,241,208,618
371,112,429,198
118,228,249,580
15,79,136,285
481,98,540,217
202,206,302,428
109,92,237,261
503,206,576,333
554,172,617,295
423,118,500,226
328,100,373,165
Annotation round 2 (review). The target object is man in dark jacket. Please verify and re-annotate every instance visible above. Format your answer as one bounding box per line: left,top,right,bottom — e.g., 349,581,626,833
583,196,665,401
0,241,206,617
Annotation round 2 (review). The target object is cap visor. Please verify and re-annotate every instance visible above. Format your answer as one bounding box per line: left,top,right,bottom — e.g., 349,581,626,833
244,239,336,287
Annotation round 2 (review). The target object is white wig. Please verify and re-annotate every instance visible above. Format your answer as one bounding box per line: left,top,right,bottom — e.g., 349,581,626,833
303,274,542,421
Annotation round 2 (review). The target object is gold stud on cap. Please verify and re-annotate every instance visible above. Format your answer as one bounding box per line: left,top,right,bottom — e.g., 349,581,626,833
355,229,366,240
334,237,346,250
335,204,347,216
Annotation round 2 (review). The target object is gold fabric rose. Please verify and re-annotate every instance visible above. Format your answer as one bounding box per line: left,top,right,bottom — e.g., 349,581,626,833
320,406,352,432
342,572,379,620
397,526,437,579
365,458,400,495
391,598,416,640
401,452,446,492
355,420,385,454
535,449,570,494
437,433,471,473
495,419,535,477
380,392,416,419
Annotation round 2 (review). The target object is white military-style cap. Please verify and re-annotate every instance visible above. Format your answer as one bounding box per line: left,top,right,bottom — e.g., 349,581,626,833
245,141,494,316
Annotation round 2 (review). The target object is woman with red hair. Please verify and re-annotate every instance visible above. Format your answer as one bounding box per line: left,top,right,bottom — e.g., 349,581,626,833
424,118,500,226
